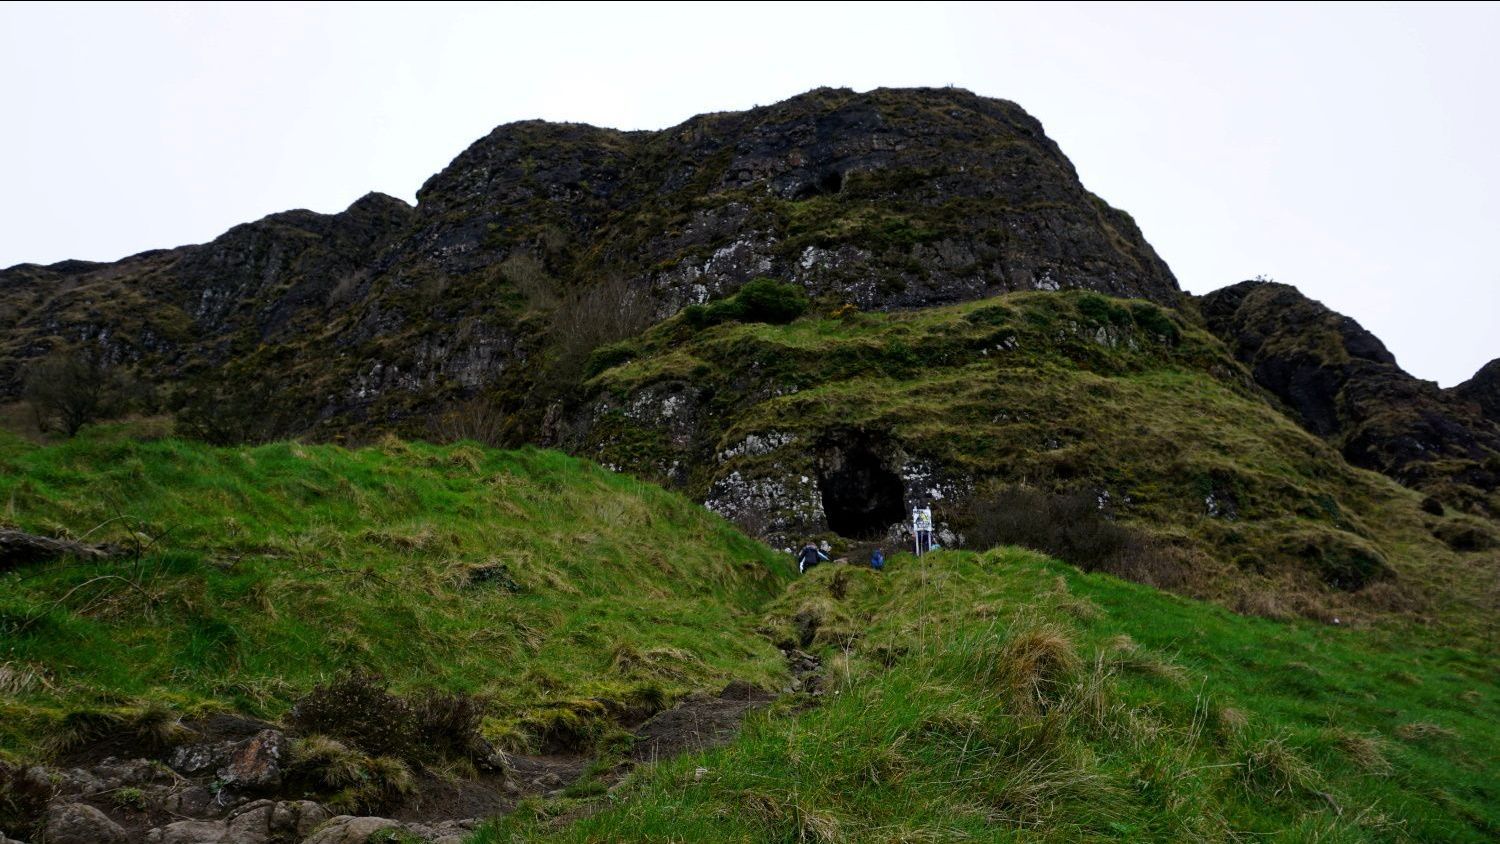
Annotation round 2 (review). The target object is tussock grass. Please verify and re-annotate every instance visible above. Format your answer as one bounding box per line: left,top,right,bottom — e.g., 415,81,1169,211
487,551,1500,842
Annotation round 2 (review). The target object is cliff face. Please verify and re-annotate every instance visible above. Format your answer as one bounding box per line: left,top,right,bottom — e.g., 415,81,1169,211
0,87,1178,438
1454,358,1500,426
1199,281,1500,515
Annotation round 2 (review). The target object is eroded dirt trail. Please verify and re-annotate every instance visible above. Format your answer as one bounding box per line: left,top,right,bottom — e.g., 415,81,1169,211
10,649,824,844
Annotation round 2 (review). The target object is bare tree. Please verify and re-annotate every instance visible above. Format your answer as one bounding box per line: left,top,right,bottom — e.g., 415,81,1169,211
23,349,119,436
499,252,558,312
549,273,655,381
428,396,510,447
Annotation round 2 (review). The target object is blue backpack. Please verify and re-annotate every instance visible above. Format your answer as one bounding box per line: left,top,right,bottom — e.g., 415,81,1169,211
870,549,885,570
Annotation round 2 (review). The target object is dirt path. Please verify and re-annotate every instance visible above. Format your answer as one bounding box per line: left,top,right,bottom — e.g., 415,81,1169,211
23,649,823,843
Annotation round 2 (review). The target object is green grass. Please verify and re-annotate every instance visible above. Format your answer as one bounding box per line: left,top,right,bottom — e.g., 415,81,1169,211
1,429,1493,840
0,427,793,758
486,550,1499,842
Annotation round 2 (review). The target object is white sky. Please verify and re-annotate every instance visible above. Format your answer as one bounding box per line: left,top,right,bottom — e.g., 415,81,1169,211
2,1,1496,385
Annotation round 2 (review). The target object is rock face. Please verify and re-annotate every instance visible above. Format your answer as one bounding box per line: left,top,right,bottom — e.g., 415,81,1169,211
1199,280,1500,514
0,87,1178,441
1454,358,1500,425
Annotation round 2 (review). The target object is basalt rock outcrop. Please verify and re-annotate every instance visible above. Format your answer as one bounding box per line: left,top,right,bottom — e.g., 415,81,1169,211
1199,280,1500,515
0,87,1178,440
1454,358,1500,426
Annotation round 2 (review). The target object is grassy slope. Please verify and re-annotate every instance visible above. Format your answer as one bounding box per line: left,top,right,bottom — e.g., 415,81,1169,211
1,430,1494,840
0,428,793,758
583,291,1498,637
492,550,1498,843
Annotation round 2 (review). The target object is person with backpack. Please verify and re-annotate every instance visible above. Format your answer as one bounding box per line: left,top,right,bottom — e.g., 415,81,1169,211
798,542,829,574
870,547,885,571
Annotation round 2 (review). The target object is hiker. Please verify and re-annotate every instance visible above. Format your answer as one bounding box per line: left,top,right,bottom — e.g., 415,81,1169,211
870,547,885,571
797,542,828,574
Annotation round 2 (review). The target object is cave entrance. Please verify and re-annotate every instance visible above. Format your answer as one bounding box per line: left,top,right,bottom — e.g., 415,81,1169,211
818,442,907,539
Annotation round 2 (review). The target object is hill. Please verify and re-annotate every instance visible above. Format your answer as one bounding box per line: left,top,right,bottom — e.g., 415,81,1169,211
565,287,1498,632
0,436,1493,840
0,87,1176,443
0,428,792,764
497,550,1499,842
1201,281,1500,517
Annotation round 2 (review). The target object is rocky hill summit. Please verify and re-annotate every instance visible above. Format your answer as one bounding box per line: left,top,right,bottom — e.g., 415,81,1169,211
0,86,1177,440
1200,281,1500,516
1,86,1496,548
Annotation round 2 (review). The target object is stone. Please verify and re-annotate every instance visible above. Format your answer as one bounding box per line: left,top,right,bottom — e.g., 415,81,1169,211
218,730,287,792
145,819,228,844
297,816,405,844
219,799,330,844
44,802,127,844
169,742,238,778
161,785,225,819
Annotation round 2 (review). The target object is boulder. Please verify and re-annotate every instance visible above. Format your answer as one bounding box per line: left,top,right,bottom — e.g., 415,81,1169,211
226,800,330,844
297,816,405,844
168,742,238,778
218,730,287,792
161,785,229,819
146,801,329,844
145,819,228,844
92,757,180,791
44,802,127,844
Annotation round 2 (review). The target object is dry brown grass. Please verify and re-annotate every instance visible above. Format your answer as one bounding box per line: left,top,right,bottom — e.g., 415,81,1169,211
1395,722,1458,742
993,623,1082,714
1328,729,1393,775
1237,736,1320,798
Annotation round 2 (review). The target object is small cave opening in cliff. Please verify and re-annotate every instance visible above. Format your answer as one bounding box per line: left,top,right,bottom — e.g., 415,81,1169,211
790,170,845,200
818,442,906,539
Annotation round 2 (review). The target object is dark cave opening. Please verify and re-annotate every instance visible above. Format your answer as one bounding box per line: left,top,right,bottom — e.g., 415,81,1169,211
819,443,907,539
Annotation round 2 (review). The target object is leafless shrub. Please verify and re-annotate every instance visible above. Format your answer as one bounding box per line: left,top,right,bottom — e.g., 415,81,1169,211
967,486,1185,586
500,252,558,311
175,380,300,446
428,396,509,447
548,273,655,382
23,348,125,436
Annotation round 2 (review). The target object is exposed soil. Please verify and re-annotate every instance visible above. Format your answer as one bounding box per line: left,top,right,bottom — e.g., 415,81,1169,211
630,681,775,764
28,652,823,842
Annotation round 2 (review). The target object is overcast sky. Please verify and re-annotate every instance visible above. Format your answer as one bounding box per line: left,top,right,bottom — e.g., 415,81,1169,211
2,2,1496,385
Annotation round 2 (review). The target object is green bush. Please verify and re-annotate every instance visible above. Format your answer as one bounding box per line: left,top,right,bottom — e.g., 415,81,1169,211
1076,293,1132,327
682,278,809,331
733,278,809,324
583,341,638,378
1129,302,1181,343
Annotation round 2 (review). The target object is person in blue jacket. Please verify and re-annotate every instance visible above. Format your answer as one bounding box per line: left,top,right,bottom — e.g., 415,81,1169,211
870,548,885,571
797,542,829,574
